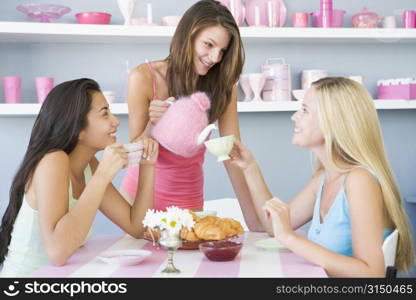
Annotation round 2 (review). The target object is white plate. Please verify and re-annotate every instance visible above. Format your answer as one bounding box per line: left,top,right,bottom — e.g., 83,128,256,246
97,249,151,266
195,210,217,218
254,238,289,251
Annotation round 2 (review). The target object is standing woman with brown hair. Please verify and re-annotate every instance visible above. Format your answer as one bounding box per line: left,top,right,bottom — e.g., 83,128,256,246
120,0,263,230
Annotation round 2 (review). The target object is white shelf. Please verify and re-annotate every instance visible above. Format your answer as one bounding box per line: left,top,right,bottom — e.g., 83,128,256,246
1,22,416,44
1,100,415,116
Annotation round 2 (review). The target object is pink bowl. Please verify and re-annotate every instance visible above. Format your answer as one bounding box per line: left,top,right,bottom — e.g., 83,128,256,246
311,9,345,27
75,12,111,24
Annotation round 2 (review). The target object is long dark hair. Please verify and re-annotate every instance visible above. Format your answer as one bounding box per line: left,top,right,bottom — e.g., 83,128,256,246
166,0,245,123
0,78,100,263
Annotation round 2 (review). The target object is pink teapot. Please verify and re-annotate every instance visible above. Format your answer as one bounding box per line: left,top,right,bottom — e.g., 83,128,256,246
151,92,217,157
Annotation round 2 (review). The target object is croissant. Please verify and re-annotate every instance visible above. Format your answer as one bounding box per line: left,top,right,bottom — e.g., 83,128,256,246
180,226,200,241
178,211,244,242
194,222,226,240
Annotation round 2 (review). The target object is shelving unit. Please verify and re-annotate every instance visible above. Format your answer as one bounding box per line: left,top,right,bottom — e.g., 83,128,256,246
1,22,416,44
1,21,416,115
1,100,415,116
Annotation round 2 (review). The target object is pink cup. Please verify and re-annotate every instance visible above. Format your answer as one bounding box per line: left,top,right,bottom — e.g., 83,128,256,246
403,10,416,28
3,76,21,104
291,12,309,27
35,77,54,103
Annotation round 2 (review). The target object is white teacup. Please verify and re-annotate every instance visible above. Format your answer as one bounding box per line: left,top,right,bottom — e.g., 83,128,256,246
204,135,236,162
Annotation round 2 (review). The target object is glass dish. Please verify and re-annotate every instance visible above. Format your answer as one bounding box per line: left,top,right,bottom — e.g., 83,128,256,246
199,240,243,261
351,7,380,28
16,4,71,23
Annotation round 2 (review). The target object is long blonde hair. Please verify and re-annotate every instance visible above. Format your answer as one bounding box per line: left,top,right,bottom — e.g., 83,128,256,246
313,77,415,272
166,0,244,123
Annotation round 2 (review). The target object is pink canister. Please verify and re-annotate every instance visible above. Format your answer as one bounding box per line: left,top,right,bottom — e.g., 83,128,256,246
262,58,291,101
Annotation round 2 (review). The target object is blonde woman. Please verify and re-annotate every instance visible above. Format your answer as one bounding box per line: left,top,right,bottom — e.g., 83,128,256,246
229,77,414,277
120,0,262,230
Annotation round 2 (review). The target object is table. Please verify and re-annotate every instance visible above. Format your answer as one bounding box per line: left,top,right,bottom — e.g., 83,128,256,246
31,232,327,278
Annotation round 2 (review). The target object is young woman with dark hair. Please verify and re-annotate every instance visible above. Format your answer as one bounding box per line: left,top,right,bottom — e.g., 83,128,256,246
0,78,158,277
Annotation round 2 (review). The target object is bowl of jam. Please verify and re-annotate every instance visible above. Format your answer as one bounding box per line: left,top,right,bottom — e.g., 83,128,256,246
199,240,243,262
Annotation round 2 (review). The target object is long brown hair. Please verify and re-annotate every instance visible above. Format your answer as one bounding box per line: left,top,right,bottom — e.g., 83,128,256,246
166,0,244,123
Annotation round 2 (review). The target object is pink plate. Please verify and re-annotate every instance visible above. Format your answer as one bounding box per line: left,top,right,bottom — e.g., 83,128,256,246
245,0,287,27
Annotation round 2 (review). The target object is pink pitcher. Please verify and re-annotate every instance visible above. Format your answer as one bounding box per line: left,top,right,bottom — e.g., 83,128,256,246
151,92,217,157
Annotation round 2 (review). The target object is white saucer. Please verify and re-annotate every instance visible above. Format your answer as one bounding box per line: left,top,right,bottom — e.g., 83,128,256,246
254,238,289,251
97,249,151,266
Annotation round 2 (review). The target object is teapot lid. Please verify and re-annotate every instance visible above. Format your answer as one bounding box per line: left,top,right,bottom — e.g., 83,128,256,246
353,7,379,18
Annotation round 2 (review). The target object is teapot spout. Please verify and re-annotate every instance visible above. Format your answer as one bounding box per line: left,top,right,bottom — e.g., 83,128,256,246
197,124,217,145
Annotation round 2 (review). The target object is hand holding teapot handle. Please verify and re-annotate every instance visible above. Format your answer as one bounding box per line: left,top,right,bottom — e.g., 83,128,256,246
149,97,175,124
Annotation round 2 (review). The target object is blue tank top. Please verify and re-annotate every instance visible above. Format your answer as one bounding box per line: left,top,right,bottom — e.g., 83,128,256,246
307,167,393,257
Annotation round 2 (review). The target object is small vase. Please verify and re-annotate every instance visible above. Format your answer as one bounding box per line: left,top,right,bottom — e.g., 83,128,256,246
159,230,182,273
239,74,252,101
118,0,136,25
248,73,266,101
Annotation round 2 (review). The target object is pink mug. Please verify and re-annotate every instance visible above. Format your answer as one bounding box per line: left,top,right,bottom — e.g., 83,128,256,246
403,10,416,28
291,12,309,27
3,76,22,104
35,77,54,103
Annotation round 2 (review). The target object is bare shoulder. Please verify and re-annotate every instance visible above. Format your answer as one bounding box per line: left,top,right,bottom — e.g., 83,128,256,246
33,151,70,183
130,63,153,84
38,151,70,169
344,167,382,205
345,167,380,189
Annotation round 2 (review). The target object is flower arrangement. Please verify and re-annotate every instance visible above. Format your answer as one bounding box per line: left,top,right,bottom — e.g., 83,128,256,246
142,206,195,236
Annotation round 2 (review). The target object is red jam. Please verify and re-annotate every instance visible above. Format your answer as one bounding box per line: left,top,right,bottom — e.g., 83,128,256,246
200,241,242,261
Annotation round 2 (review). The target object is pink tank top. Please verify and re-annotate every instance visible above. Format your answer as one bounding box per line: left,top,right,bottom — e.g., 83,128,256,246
121,62,206,211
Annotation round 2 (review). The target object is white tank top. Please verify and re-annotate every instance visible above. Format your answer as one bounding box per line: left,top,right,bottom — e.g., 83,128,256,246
0,165,93,277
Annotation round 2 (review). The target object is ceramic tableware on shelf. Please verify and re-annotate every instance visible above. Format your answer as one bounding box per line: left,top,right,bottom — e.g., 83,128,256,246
403,10,416,28
292,89,306,101
75,12,112,24
291,12,309,27
117,0,136,25
16,3,71,23
3,76,21,104
262,58,291,101
239,74,253,102
311,9,345,27
35,77,54,104
348,75,363,85
217,0,246,26
351,7,380,28
319,0,333,28
301,70,328,90
245,0,287,27
382,16,397,28
248,73,267,101
204,135,236,162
